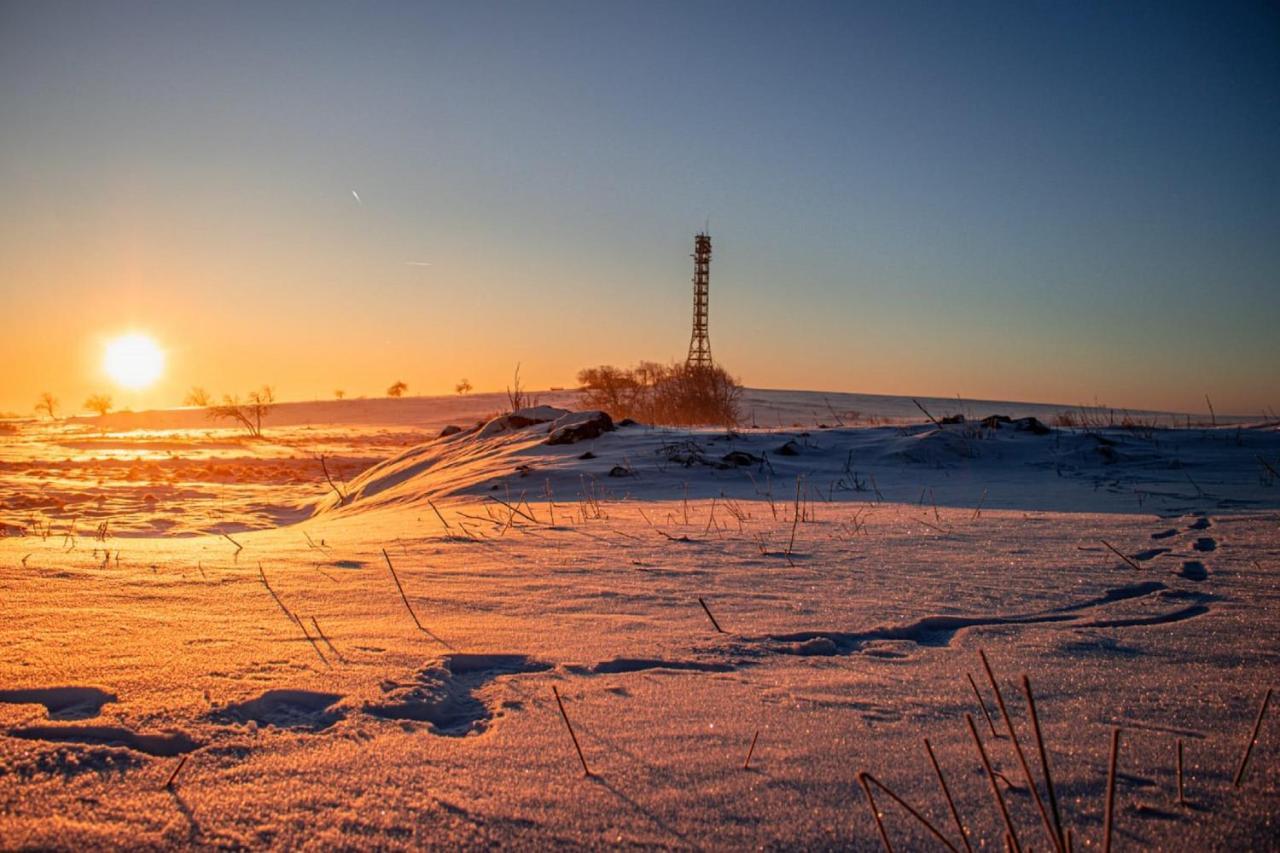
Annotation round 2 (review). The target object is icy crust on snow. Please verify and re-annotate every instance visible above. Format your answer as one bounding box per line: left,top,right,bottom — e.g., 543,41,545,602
316,415,1280,517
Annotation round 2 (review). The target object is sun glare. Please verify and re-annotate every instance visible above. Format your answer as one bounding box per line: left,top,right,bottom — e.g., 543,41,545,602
104,333,165,389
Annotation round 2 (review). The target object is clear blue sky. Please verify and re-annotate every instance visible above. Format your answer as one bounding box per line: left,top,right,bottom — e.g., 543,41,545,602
1,1,1277,414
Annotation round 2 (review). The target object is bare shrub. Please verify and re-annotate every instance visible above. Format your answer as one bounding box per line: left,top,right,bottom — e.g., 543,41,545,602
387,381,408,398
578,361,741,427
506,364,538,412
455,378,472,395
34,392,58,420
208,386,275,438
334,389,346,400
84,394,113,416
184,387,212,407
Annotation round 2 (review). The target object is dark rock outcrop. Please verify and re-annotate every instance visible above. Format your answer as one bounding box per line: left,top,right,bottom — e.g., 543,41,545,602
545,411,615,445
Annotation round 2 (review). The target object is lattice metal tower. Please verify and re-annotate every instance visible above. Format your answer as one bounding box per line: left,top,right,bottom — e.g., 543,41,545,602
686,231,712,367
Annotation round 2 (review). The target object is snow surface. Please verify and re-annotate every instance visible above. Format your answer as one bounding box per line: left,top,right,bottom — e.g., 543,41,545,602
2,391,1278,849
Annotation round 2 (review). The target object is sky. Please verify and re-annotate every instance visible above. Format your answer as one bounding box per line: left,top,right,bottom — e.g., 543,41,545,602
1,0,1277,416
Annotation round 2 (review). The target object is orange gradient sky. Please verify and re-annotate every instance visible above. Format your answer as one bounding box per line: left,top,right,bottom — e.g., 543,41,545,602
2,3,1277,417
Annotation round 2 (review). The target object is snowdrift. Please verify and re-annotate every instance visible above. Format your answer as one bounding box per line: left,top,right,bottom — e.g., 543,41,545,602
315,408,1280,517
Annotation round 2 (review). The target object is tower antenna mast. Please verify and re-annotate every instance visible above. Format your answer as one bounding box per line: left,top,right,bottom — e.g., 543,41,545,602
686,230,712,368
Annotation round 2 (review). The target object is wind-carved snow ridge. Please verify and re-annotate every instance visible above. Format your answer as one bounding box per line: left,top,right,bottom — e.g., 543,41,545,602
741,581,1216,658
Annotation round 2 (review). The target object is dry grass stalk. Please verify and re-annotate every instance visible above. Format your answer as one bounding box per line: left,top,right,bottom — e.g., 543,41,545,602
258,564,295,622
858,771,960,852
698,597,725,633
967,672,1000,739
978,651,1061,853
1100,540,1142,571
552,686,591,776
164,753,190,790
966,714,1021,853
295,616,331,667
1176,738,1185,807
1022,675,1066,848
427,499,453,534
914,398,943,428
310,616,346,663
924,737,972,853
744,730,760,770
489,493,538,525
381,548,427,633
1103,727,1120,853
971,489,987,521
859,773,895,853
317,454,346,504
1233,687,1272,787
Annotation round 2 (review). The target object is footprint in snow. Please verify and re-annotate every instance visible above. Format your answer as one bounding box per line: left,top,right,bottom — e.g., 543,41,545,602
0,686,117,720
208,689,345,731
1179,561,1208,582
7,724,199,756
366,653,550,737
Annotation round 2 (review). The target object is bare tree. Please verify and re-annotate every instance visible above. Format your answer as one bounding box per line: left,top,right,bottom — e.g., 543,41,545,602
334,389,346,400
35,392,58,420
184,387,212,407
455,378,472,395
387,380,408,398
84,394,113,417
208,386,275,438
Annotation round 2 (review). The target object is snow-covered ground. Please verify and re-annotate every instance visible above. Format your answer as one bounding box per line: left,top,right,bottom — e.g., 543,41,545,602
1,391,1277,849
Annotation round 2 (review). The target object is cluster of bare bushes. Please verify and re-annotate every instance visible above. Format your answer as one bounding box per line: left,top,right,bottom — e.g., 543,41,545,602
186,386,275,438
577,361,741,427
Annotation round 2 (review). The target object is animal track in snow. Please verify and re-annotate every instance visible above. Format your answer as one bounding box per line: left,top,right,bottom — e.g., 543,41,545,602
0,687,117,720
208,689,345,731
366,654,550,737
1192,537,1217,552
7,724,199,756
1179,560,1208,582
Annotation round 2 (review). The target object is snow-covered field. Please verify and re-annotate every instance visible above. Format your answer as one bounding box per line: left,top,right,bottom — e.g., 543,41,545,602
2,390,1277,849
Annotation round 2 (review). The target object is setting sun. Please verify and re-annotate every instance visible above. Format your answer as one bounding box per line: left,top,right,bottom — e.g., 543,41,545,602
103,333,165,389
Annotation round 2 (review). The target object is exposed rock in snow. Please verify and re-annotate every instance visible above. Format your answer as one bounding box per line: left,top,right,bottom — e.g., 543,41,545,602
438,424,463,437
545,411,614,445
719,450,761,468
475,406,570,439
980,414,1052,435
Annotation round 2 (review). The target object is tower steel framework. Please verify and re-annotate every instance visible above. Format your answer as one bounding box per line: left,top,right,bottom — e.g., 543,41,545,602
686,231,712,367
